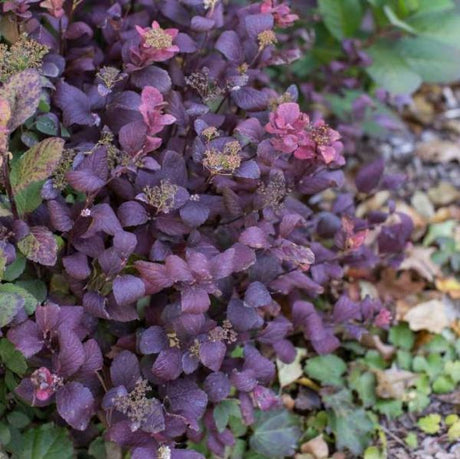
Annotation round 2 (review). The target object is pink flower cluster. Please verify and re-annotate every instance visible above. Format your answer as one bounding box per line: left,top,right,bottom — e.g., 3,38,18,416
40,0,65,18
139,86,176,152
131,21,179,68
265,102,344,164
30,367,61,401
261,0,299,28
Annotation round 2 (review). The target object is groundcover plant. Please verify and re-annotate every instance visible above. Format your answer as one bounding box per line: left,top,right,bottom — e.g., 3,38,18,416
0,0,412,457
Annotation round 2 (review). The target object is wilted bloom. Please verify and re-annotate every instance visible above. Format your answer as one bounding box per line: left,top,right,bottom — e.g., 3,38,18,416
261,0,299,28
303,120,344,164
134,21,179,63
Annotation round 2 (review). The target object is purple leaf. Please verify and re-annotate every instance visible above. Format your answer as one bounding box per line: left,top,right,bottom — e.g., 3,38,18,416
232,88,268,111
167,379,208,431
215,31,243,62
152,348,182,381
355,158,384,193
203,372,230,402
113,275,145,306
245,14,274,37
139,326,168,355
239,227,269,249
54,81,95,126
118,201,149,227
243,345,275,384
110,351,141,391
56,382,94,430
7,320,42,358
227,299,263,332
199,340,226,372
80,339,103,375
58,330,85,378
244,281,271,308
180,201,209,227
135,261,173,294
63,253,91,280
181,286,210,313
230,369,257,392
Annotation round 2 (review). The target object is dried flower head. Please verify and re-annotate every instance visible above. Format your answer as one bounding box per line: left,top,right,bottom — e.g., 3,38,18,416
257,30,277,50
209,320,238,343
134,21,179,63
30,367,63,401
201,126,219,141
0,34,49,82
203,145,242,175
167,332,181,348
203,0,218,10
52,149,76,190
96,66,124,95
142,181,178,214
113,379,155,431
157,445,172,459
257,173,287,209
186,70,223,102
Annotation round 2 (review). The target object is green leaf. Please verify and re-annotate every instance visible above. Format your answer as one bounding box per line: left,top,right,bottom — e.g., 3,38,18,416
7,411,30,429
318,0,364,40
405,432,418,448
412,354,443,380
0,283,38,315
413,0,454,16
348,369,377,407
397,36,460,83
213,400,240,433
407,12,460,46
10,138,64,193
35,115,58,136
13,180,45,216
0,422,11,448
417,414,441,434
364,446,385,459
230,439,246,459
424,220,456,246
250,410,301,458
375,399,403,419
433,375,455,394
383,5,417,33
445,361,460,383
2,253,25,281
448,421,460,441
16,279,47,303
323,389,375,455
305,355,347,386
19,423,74,459
366,42,422,94
0,338,27,376
389,323,415,350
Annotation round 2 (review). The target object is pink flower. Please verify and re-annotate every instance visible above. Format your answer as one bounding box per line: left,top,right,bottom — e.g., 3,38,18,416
40,0,65,18
374,309,392,328
30,367,61,401
139,86,176,152
134,21,179,64
265,103,344,164
261,0,299,28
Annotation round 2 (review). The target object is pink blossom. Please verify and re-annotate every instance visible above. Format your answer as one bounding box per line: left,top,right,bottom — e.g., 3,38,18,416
30,367,61,401
374,309,392,328
139,86,176,152
40,0,65,18
261,0,299,28
265,103,344,164
133,21,179,65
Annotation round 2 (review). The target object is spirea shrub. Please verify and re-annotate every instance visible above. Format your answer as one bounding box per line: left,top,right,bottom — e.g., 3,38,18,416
0,0,412,456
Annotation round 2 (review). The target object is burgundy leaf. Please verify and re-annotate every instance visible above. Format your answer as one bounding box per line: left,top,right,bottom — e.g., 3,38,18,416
152,348,182,381
58,330,85,378
54,81,94,126
139,326,168,355
203,372,230,403
113,275,145,306
110,351,141,391
63,253,91,280
56,382,94,430
199,340,226,372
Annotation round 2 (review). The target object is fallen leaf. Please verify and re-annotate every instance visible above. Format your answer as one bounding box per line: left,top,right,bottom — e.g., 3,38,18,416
404,299,450,333
376,269,425,302
375,368,417,399
435,277,460,299
436,390,460,405
361,334,395,360
277,348,307,387
356,191,390,218
416,140,460,163
427,182,460,206
301,435,329,459
400,246,441,282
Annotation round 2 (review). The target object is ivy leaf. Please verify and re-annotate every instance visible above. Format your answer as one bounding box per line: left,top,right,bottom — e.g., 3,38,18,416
318,0,364,41
0,338,27,376
0,69,41,131
10,137,64,193
304,355,347,386
388,323,415,350
249,409,301,458
17,226,58,267
213,399,241,433
20,423,74,459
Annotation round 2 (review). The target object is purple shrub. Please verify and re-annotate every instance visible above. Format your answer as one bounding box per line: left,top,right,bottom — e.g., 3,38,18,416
0,0,412,455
